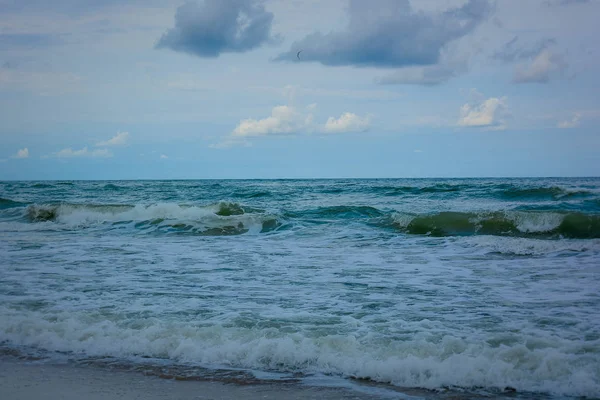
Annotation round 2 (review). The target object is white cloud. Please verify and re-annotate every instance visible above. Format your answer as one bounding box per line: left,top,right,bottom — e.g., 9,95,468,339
54,147,113,158
323,112,370,134
513,49,567,84
215,103,371,148
232,105,313,137
12,148,29,159
160,154,168,159
458,95,508,129
558,113,582,128
95,131,129,147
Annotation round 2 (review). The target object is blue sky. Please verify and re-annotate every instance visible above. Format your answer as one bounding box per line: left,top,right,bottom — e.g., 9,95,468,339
0,0,599,179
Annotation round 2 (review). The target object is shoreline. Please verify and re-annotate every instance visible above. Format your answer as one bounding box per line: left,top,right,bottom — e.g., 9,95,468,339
0,356,403,400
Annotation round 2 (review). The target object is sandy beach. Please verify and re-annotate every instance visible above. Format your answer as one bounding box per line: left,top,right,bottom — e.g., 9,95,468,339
0,357,393,400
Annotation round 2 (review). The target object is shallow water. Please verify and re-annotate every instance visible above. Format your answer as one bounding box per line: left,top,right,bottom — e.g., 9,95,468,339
1,178,599,398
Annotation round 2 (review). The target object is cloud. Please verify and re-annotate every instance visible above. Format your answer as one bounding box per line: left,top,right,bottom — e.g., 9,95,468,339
95,131,129,146
160,154,168,159
215,103,370,147
557,113,582,128
232,105,312,137
53,147,113,158
275,0,492,68
493,37,557,63
376,40,475,86
493,37,568,84
12,148,29,159
513,49,567,84
156,0,278,58
323,113,370,134
458,94,508,129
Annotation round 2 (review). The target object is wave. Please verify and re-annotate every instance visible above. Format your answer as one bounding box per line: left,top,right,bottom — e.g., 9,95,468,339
31,183,55,189
4,199,600,239
23,202,280,235
102,183,125,191
384,211,600,239
497,185,593,201
0,197,28,210
230,190,272,199
0,307,598,397
368,184,468,196
290,205,600,239
291,206,386,220
362,183,597,201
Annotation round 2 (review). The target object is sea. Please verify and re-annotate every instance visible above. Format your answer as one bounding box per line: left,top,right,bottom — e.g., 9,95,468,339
0,178,599,399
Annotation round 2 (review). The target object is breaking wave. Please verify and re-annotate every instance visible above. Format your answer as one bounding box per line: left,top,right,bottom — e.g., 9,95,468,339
0,199,597,239
22,201,280,235
385,211,600,239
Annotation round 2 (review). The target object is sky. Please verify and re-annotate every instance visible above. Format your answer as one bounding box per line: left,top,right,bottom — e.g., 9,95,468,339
0,0,599,179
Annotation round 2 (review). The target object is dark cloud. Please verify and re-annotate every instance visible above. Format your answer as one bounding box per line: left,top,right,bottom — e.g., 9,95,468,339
156,0,278,58
275,0,492,68
0,34,61,50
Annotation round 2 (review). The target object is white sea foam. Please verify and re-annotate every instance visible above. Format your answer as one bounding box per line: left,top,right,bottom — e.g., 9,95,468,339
464,236,600,256
505,211,565,233
390,212,415,229
0,307,598,397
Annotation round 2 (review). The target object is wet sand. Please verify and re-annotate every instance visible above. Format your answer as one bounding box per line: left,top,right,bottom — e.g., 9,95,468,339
0,357,389,400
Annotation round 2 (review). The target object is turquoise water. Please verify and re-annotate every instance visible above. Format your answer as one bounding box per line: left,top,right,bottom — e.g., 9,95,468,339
1,179,599,398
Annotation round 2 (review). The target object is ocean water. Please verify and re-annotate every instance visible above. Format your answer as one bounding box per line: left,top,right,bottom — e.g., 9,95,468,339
0,178,599,398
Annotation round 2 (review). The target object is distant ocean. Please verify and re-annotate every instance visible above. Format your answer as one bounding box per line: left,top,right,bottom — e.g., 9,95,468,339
1,178,599,398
